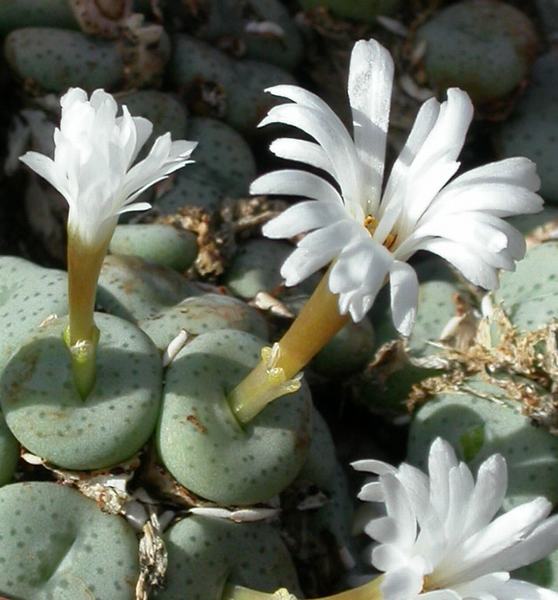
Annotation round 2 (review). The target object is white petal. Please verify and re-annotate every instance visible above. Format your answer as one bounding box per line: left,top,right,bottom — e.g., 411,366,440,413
123,132,194,202
498,579,558,600
358,481,385,502
269,137,333,173
20,88,195,250
389,261,418,337
377,97,440,244
396,463,430,526
348,39,394,214
381,473,417,549
266,84,345,127
262,199,347,239
399,88,474,237
116,106,139,169
463,454,508,539
19,151,69,202
117,201,152,215
420,591,460,599
428,438,459,522
129,115,153,165
381,566,423,600
60,87,88,110
260,102,364,218
329,237,393,321
372,542,411,572
400,212,524,271
444,462,474,543
329,236,378,294
443,156,541,192
345,242,394,321
280,220,354,286
413,238,500,290
352,459,398,475
250,169,344,204
365,516,400,544
426,181,543,219
452,572,509,597
442,497,552,584
488,514,558,573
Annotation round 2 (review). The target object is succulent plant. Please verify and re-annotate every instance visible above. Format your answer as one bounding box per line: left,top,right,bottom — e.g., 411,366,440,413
225,238,295,299
361,259,469,414
311,317,375,377
158,328,312,505
0,313,162,469
296,409,353,547
417,0,539,104
0,0,78,35
536,0,558,37
139,293,269,352
187,116,257,196
170,34,235,95
0,256,68,370
0,411,18,487
97,254,203,322
109,224,198,273
225,59,296,133
408,375,558,509
514,548,558,592
5,27,124,93
160,514,301,600
169,34,295,133
507,206,558,236
198,0,303,69
494,241,558,332
154,164,225,215
118,90,189,148
0,481,139,599
297,0,400,23
494,50,558,203
242,0,303,69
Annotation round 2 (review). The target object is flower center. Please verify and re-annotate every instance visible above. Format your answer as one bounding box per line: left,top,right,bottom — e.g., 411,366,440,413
363,215,397,250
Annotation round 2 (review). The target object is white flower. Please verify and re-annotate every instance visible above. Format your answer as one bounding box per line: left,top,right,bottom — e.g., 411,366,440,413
20,88,196,248
254,39,543,335
353,438,558,600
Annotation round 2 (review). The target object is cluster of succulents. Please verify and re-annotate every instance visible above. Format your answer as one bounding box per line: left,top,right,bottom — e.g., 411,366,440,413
2,0,558,599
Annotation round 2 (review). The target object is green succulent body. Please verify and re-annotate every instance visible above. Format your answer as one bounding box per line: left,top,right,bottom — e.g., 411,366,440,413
0,313,162,470
97,254,204,322
158,329,312,505
0,411,18,486
409,375,558,510
494,50,558,203
160,515,301,600
5,27,123,93
140,293,268,352
0,482,139,599
109,225,198,273
0,0,77,35
495,241,558,332
298,0,400,23
417,0,538,103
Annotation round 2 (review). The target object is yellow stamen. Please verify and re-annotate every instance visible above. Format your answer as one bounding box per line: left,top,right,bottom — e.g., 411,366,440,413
364,214,397,250
364,214,379,235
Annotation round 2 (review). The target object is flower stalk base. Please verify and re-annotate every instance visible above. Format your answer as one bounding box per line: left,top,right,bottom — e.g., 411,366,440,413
222,576,383,600
228,272,349,423
66,233,108,399
63,325,100,400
